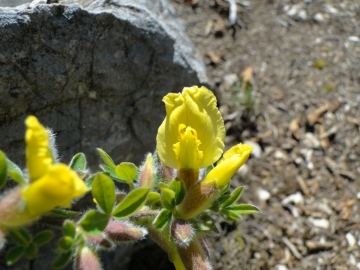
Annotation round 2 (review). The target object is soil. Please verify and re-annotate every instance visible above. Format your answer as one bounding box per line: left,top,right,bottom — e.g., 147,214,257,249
168,0,360,269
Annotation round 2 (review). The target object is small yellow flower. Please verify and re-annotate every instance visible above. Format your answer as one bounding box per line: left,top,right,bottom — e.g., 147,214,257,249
156,86,225,170
0,116,87,227
177,143,253,219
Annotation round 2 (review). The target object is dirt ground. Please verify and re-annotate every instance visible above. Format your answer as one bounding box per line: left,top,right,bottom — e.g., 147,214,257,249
169,0,360,269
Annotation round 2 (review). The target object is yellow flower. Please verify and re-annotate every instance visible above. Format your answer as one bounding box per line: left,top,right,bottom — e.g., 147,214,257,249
0,116,87,227
204,143,253,190
156,86,225,170
177,143,253,219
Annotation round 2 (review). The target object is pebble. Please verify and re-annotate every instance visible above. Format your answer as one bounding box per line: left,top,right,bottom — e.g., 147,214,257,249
314,13,326,23
348,36,360,42
301,133,321,149
309,218,330,229
223,74,239,91
238,164,249,178
346,232,356,248
244,140,262,158
258,189,271,201
282,192,304,205
357,192,360,199
298,9,307,20
276,265,288,270
274,150,287,160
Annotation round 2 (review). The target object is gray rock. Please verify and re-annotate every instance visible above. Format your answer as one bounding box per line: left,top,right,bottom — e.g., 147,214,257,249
0,0,207,169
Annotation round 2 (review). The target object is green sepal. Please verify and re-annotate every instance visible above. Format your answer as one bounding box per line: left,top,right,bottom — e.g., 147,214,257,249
112,188,149,218
52,251,72,269
221,187,244,208
115,162,138,182
169,177,185,205
146,191,161,207
69,153,87,172
32,230,54,246
6,158,26,185
6,246,26,265
157,182,169,190
160,188,175,210
79,210,109,236
153,209,172,230
57,236,73,252
97,148,116,170
8,228,31,245
49,208,82,218
226,204,261,215
0,150,7,189
24,242,37,259
91,174,115,214
62,220,76,238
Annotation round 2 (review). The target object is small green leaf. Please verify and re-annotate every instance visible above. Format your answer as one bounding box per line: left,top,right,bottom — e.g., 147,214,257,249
112,188,149,218
227,204,261,215
97,148,116,169
32,230,54,246
220,209,241,221
115,162,138,182
169,178,185,205
0,151,7,189
52,251,72,269
69,153,87,171
57,236,73,252
24,242,37,259
100,165,126,183
6,246,25,265
222,187,244,208
8,228,31,245
220,181,230,195
195,214,217,232
146,192,161,206
160,188,175,210
153,209,172,230
91,174,115,214
49,208,82,218
6,158,26,185
79,210,109,236
63,220,76,238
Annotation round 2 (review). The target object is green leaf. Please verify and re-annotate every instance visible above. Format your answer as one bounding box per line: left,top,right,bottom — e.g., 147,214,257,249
49,208,82,218
91,174,115,214
217,194,230,205
220,181,231,195
115,162,138,182
227,204,261,215
52,251,72,269
6,246,25,265
146,191,161,206
169,178,185,205
100,165,126,183
97,148,116,169
220,208,241,221
57,236,73,252
160,188,175,210
222,187,244,208
79,210,109,236
0,151,7,189
195,214,217,232
69,153,87,171
62,220,76,238
112,188,149,218
32,230,53,246
153,209,172,230
6,158,26,185
8,228,31,245
24,242,37,259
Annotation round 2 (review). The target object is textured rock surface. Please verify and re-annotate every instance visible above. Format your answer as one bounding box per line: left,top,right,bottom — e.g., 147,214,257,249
0,0,207,169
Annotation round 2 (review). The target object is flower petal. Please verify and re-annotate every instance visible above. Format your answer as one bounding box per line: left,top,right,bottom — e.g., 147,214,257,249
157,86,225,169
25,116,53,181
22,164,87,217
